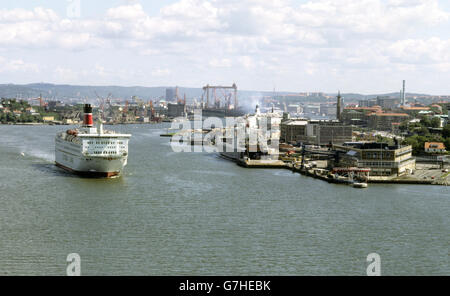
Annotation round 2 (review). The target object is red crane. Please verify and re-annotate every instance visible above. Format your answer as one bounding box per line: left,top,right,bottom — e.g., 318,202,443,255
32,95,46,107
149,100,155,117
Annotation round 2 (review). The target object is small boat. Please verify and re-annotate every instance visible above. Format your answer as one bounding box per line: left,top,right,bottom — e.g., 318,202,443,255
353,182,368,188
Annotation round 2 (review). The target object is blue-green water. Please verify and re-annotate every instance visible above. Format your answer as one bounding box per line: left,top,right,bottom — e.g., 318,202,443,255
0,124,448,275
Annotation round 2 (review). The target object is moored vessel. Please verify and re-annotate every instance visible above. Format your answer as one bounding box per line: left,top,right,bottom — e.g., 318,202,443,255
353,182,368,188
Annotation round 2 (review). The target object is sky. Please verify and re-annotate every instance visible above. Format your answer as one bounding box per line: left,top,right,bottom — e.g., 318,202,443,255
0,0,449,94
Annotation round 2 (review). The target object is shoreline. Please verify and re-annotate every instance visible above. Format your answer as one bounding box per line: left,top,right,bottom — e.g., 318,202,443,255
1,121,165,126
222,156,449,186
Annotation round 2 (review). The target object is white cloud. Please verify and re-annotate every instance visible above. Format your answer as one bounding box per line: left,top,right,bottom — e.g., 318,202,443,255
209,58,232,68
151,67,171,77
106,4,147,20
54,67,79,81
0,1,449,91
0,56,38,73
239,56,255,69
0,1,447,52
0,7,58,22
387,37,450,67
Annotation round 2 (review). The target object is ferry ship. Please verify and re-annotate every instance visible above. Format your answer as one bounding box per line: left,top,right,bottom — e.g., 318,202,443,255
55,104,131,177
220,105,280,162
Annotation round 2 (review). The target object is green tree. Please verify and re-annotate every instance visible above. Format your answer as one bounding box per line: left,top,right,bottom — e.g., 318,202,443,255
19,113,34,123
404,135,421,154
443,124,450,138
444,138,450,152
0,113,6,124
430,117,441,128
6,112,16,123
399,120,409,132
421,116,432,127
417,126,430,136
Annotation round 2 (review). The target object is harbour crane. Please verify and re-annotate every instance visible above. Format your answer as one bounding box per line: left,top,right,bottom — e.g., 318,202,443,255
32,94,47,108
95,92,112,121
202,83,238,109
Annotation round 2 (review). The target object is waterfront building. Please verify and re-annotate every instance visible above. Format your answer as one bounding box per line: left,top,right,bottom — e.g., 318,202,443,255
153,105,167,117
281,120,353,145
42,116,55,122
299,121,353,146
431,104,443,113
399,106,431,115
165,88,175,102
287,104,302,114
418,110,433,116
276,92,324,100
424,142,446,154
25,107,40,116
358,98,377,107
167,102,186,118
367,112,409,131
341,106,382,126
320,103,338,117
303,105,321,114
376,97,400,110
280,120,308,143
137,116,150,123
334,142,416,176
47,100,64,110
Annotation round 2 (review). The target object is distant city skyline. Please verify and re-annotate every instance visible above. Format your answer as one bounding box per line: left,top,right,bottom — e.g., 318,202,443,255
0,0,450,94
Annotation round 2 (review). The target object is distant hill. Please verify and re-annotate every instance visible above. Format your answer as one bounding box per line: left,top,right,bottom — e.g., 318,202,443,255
0,83,200,100
0,83,291,101
330,92,430,101
0,83,432,102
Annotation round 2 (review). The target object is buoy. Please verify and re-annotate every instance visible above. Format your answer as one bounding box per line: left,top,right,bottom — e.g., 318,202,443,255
21,152,25,156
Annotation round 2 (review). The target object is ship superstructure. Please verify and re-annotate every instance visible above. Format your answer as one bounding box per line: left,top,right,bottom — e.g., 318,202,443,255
220,105,281,161
55,104,131,177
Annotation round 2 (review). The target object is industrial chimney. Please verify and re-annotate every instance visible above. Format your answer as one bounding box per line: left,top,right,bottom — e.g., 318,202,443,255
336,91,342,122
83,104,93,127
402,80,406,106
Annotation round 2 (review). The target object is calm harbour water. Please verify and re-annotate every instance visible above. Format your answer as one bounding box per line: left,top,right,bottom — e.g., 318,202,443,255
0,124,448,275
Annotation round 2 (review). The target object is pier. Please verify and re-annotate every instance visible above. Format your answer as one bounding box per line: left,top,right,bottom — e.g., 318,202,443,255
221,154,450,186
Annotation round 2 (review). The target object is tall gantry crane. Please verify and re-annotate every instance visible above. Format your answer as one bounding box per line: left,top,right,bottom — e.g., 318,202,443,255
202,83,237,110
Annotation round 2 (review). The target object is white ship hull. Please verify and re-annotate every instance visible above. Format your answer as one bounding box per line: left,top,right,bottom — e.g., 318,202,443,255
55,147,128,177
